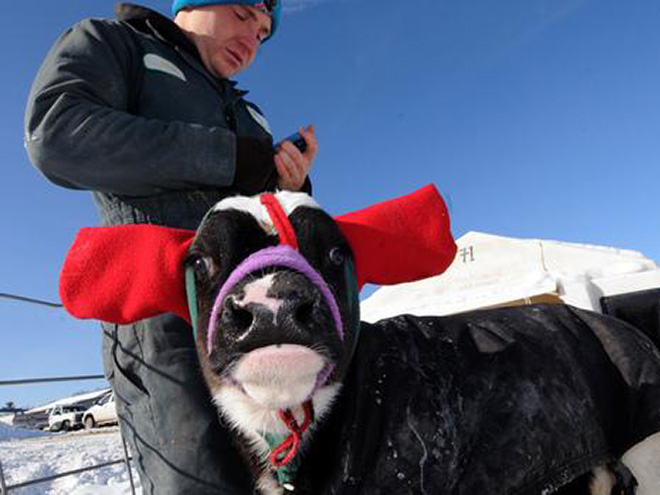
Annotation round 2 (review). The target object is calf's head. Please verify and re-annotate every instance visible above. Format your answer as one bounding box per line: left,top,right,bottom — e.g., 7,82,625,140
188,192,361,424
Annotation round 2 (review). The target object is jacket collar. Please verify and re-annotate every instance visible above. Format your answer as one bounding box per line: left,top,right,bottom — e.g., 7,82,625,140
114,3,246,94
115,3,200,60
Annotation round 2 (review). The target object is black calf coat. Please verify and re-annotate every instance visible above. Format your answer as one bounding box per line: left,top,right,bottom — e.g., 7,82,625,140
290,305,660,494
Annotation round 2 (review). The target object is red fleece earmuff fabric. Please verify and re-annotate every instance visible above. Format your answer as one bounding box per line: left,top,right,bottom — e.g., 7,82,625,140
60,225,194,324
336,184,456,289
59,185,457,324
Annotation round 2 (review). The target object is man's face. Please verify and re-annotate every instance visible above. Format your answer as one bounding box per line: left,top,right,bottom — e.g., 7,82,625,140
176,4,272,78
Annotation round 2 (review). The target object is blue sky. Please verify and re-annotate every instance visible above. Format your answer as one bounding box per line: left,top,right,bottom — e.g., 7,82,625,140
2,0,659,408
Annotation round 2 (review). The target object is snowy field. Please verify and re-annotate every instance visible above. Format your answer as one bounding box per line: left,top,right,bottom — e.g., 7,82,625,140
0,423,141,494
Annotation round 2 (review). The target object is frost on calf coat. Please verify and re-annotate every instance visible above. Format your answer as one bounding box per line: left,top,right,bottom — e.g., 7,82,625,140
293,306,660,494
59,187,660,494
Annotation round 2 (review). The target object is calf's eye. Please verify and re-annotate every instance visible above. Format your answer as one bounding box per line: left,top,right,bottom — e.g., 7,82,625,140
328,247,345,267
193,256,213,281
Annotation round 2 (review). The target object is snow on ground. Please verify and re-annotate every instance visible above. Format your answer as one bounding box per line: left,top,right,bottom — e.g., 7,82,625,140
0,422,47,441
0,425,141,494
0,414,16,426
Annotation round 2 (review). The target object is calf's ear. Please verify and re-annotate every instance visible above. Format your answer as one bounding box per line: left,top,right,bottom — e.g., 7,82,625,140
335,184,457,289
59,225,194,324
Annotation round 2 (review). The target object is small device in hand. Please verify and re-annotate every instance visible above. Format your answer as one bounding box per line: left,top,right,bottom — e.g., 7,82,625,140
277,132,307,154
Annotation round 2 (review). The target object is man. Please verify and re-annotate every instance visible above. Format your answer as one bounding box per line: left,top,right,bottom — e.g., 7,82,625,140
25,1,317,493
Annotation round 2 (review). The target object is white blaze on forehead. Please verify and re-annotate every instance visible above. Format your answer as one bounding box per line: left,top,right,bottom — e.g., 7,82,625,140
212,191,321,236
274,190,322,216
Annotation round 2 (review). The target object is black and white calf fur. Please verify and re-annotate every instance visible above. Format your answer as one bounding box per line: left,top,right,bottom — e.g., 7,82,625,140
184,191,660,495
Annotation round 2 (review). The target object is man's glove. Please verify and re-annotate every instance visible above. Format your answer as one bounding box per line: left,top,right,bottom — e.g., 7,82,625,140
234,136,278,195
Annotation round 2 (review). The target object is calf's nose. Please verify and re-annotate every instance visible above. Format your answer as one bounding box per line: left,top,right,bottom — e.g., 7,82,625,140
219,288,318,345
220,296,255,335
278,290,316,331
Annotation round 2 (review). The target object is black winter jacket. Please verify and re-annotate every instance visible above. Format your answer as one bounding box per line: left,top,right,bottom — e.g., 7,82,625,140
25,3,284,229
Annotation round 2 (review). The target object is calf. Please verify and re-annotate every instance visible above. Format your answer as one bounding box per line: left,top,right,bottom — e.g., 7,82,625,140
60,186,660,494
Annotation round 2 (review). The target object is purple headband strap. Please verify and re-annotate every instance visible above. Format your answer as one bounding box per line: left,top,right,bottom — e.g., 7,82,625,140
207,245,344,355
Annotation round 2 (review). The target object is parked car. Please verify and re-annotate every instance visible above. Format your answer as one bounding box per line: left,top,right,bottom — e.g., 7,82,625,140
83,392,117,429
48,404,85,432
13,410,49,431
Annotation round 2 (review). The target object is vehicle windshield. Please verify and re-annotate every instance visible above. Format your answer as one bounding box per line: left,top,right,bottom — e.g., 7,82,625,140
61,406,84,412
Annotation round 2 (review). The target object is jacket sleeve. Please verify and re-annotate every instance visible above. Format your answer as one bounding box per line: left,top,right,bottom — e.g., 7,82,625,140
24,19,237,197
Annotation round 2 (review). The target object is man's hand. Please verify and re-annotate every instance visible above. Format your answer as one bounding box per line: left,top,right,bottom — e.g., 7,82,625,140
274,124,318,191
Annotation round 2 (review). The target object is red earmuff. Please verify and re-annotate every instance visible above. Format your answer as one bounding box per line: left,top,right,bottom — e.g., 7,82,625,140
60,185,457,324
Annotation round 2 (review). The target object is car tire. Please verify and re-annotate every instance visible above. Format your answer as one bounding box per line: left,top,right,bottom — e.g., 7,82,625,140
61,420,70,432
84,416,95,430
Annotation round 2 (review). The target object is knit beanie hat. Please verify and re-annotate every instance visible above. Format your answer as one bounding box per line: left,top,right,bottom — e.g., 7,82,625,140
172,0,281,41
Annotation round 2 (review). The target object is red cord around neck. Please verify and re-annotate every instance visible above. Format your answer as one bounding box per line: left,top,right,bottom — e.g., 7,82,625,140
270,400,315,468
